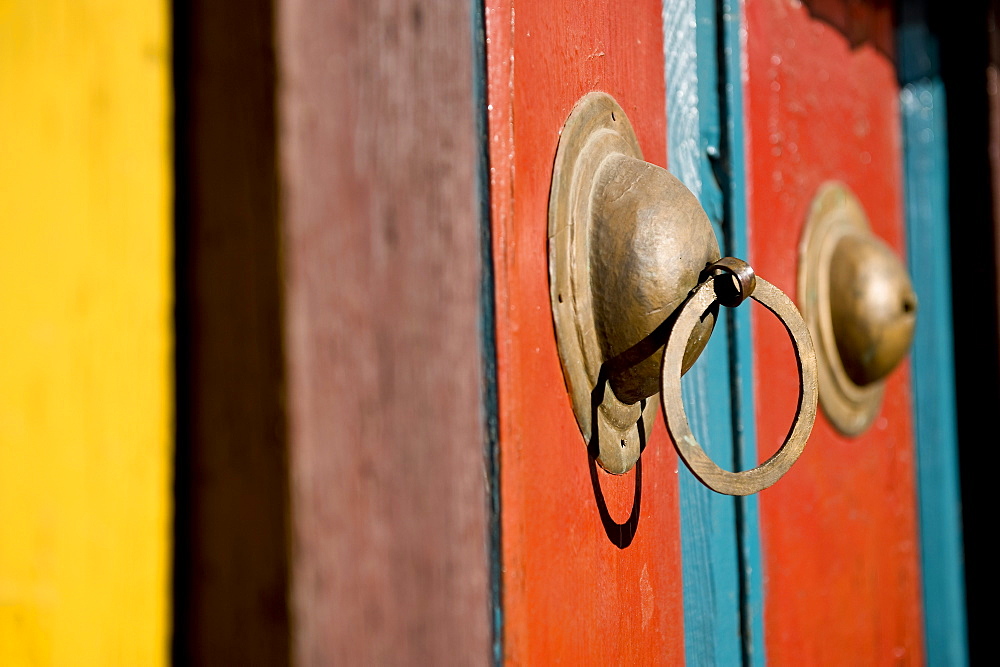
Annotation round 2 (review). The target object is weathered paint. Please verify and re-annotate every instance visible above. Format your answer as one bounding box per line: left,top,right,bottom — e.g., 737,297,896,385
175,0,490,661
277,0,490,662
471,0,504,660
745,0,924,661
720,1,767,663
664,0,756,663
0,1,171,664
485,0,685,661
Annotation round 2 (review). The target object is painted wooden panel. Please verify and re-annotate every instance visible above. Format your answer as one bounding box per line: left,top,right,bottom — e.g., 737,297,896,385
745,1,924,662
900,76,967,666
664,0,763,663
485,0,685,662
899,4,967,663
0,1,171,663
278,0,489,662
175,0,490,663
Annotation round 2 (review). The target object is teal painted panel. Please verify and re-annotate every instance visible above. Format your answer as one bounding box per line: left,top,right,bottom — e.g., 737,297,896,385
472,0,502,661
900,75,968,666
664,1,741,663
898,5,968,661
664,0,763,663
720,0,766,663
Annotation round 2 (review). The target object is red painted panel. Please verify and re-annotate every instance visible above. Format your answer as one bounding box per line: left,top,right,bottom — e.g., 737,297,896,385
745,1,923,663
485,1,685,662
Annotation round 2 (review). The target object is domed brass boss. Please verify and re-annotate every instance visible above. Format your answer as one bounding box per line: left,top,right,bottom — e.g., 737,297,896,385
548,92,719,474
798,182,917,435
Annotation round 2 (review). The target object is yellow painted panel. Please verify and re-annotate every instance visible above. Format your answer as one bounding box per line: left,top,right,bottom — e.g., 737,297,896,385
0,1,170,664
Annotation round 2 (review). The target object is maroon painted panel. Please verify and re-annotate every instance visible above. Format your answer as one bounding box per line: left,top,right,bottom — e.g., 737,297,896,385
278,0,489,662
177,0,490,663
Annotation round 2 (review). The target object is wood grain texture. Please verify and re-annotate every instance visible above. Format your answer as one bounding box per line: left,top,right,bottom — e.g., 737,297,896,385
745,1,924,662
896,9,967,663
486,0,685,661
176,0,489,663
718,1,768,661
277,0,489,663
664,1,765,662
663,4,743,663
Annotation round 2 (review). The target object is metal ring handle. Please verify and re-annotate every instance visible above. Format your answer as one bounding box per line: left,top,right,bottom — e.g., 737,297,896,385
660,269,819,495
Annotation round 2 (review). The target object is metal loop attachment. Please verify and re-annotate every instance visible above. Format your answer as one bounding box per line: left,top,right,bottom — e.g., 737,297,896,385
661,260,819,495
707,257,757,307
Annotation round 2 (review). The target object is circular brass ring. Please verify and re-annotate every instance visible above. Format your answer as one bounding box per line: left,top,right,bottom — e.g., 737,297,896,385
660,276,819,496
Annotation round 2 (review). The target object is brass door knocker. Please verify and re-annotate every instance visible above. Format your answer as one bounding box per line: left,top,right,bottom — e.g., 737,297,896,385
798,182,917,435
548,91,819,495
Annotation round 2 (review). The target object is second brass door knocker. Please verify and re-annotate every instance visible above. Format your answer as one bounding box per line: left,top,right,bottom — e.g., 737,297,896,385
549,91,819,495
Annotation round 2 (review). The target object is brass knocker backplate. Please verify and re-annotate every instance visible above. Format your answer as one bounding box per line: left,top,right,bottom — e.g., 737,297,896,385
548,92,657,474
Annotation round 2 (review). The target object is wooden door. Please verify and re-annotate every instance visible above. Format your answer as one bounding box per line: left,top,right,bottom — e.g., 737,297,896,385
485,0,966,663
747,1,925,663
485,1,685,662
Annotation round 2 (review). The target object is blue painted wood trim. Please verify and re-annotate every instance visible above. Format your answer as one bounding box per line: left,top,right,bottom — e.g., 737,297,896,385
719,0,766,664
898,33,969,665
472,0,503,662
664,0,763,663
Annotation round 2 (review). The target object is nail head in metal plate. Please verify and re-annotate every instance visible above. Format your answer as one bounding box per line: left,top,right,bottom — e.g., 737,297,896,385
661,276,819,496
